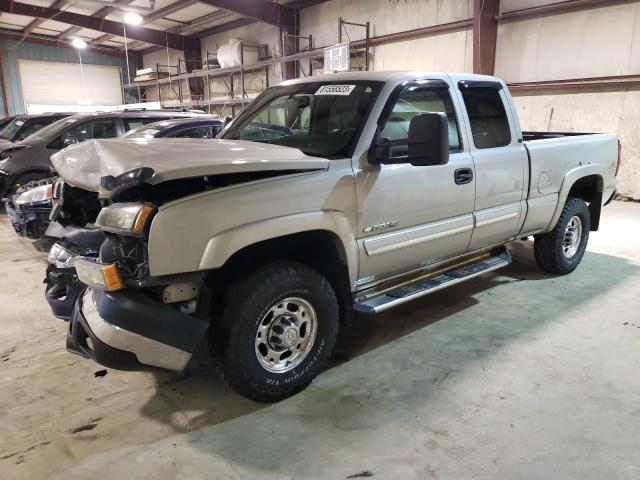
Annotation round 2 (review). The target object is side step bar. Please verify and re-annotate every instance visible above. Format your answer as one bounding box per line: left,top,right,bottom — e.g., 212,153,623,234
353,248,512,314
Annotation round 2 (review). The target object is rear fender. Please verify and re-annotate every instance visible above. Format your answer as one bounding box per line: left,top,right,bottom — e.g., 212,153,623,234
546,165,604,231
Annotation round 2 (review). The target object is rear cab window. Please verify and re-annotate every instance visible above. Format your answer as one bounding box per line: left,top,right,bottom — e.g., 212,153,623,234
458,82,511,149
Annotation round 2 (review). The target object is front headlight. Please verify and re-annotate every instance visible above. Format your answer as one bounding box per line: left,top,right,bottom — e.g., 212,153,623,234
95,202,155,236
47,243,75,269
15,184,52,206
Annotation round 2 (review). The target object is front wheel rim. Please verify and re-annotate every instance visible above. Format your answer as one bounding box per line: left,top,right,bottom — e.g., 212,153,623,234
254,297,318,374
563,215,583,258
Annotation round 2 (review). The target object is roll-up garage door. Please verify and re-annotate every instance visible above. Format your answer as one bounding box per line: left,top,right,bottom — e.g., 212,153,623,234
18,59,123,107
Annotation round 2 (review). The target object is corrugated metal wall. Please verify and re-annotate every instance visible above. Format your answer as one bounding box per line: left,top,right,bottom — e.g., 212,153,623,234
0,39,138,115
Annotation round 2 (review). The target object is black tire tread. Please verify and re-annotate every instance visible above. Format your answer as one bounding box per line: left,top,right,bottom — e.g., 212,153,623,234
534,197,590,275
217,261,339,402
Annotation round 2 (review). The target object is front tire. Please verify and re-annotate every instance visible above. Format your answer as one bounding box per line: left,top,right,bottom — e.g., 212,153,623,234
534,197,590,275
218,261,339,402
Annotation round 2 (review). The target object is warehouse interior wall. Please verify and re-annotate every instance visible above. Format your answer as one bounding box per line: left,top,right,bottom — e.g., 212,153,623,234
300,0,473,72
140,48,192,105
496,0,640,199
0,39,137,115
200,22,281,117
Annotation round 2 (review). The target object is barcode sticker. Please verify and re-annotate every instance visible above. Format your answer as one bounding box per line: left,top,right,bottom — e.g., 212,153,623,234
315,84,356,96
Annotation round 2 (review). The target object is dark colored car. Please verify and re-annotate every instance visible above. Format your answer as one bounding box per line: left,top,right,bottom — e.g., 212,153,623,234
0,113,71,150
4,178,56,238
0,110,210,198
45,222,105,320
123,117,224,140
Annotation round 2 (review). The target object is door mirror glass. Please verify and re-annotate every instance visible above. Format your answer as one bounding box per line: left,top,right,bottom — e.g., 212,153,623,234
407,113,449,166
369,113,449,166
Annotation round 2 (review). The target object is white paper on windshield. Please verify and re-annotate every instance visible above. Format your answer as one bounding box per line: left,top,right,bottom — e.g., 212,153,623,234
315,84,356,96
15,120,24,126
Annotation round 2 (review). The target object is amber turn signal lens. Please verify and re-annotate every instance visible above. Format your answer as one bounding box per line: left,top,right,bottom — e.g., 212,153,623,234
102,264,124,291
132,204,155,235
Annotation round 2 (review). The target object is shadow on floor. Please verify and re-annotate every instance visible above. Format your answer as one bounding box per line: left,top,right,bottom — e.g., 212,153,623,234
138,241,636,440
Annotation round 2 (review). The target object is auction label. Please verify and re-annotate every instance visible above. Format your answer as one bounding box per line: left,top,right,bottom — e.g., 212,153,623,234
315,84,356,96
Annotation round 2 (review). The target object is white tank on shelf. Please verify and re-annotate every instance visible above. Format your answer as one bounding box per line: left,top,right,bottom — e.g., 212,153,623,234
217,39,259,68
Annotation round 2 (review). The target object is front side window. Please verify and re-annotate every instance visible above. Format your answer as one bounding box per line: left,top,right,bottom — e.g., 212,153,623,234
67,122,92,143
18,120,50,140
459,86,511,149
381,85,461,157
221,81,383,158
92,119,118,139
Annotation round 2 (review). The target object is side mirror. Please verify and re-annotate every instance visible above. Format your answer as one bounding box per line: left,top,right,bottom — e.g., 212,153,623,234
368,112,450,166
407,112,449,166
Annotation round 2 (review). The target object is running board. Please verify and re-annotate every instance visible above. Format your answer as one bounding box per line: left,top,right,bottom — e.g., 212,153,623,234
353,248,512,314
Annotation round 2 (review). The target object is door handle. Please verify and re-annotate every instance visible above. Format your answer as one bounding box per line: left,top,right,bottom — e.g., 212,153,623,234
454,168,473,185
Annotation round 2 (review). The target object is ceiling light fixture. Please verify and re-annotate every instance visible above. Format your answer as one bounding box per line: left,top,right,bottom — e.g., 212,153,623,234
71,38,87,49
124,12,143,25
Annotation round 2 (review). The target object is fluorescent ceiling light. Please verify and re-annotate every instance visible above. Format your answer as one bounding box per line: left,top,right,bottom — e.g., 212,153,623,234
124,12,143,25
72,38,87,49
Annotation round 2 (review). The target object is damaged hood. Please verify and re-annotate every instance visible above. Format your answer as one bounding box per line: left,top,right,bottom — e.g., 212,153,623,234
51,138,330,192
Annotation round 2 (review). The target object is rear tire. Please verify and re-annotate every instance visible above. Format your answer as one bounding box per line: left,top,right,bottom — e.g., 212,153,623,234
534,197,590,275
217,261,339,402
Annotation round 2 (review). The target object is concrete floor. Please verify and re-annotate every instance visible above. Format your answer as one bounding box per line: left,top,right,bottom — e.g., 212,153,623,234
0,201,639,480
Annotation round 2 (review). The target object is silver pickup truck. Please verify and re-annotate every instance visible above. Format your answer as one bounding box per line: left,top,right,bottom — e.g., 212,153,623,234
53,71,619,402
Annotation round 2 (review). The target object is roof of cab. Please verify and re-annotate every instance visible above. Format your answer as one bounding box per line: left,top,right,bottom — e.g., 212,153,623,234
279,71,501,86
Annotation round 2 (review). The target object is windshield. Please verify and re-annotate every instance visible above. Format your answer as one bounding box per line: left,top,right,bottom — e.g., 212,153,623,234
0,118,26,141
221,80,383,158
21,117,80,145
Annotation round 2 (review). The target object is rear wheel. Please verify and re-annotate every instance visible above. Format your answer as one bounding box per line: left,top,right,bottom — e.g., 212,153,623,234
217,261,339,402
534,197,590,274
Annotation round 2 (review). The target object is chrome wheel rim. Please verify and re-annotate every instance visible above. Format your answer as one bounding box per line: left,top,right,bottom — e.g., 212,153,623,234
255,297,318,373
563,215,583,258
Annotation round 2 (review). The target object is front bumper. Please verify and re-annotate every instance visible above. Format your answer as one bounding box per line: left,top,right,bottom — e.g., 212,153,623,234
5,198,51,239
45,263,86,320
67,288,209,372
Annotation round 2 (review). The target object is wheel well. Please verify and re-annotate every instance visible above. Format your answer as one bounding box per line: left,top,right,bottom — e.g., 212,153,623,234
203,230,353,327
567,174,603,231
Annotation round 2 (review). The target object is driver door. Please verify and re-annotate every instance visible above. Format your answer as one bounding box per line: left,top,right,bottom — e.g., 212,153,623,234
355,82,476,284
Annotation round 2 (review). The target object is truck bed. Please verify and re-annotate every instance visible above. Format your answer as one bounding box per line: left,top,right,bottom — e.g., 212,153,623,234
522,131,593,141
519,132,618,235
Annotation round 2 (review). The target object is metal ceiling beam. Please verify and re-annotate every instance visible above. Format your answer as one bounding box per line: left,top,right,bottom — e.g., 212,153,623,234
21,0,68,36
143,0,199,22
496,0,634,21
88,0,198,48
125,8,231,49
0,27,126,56
0,0,199,49
196,0,296,27
58,0,137,40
